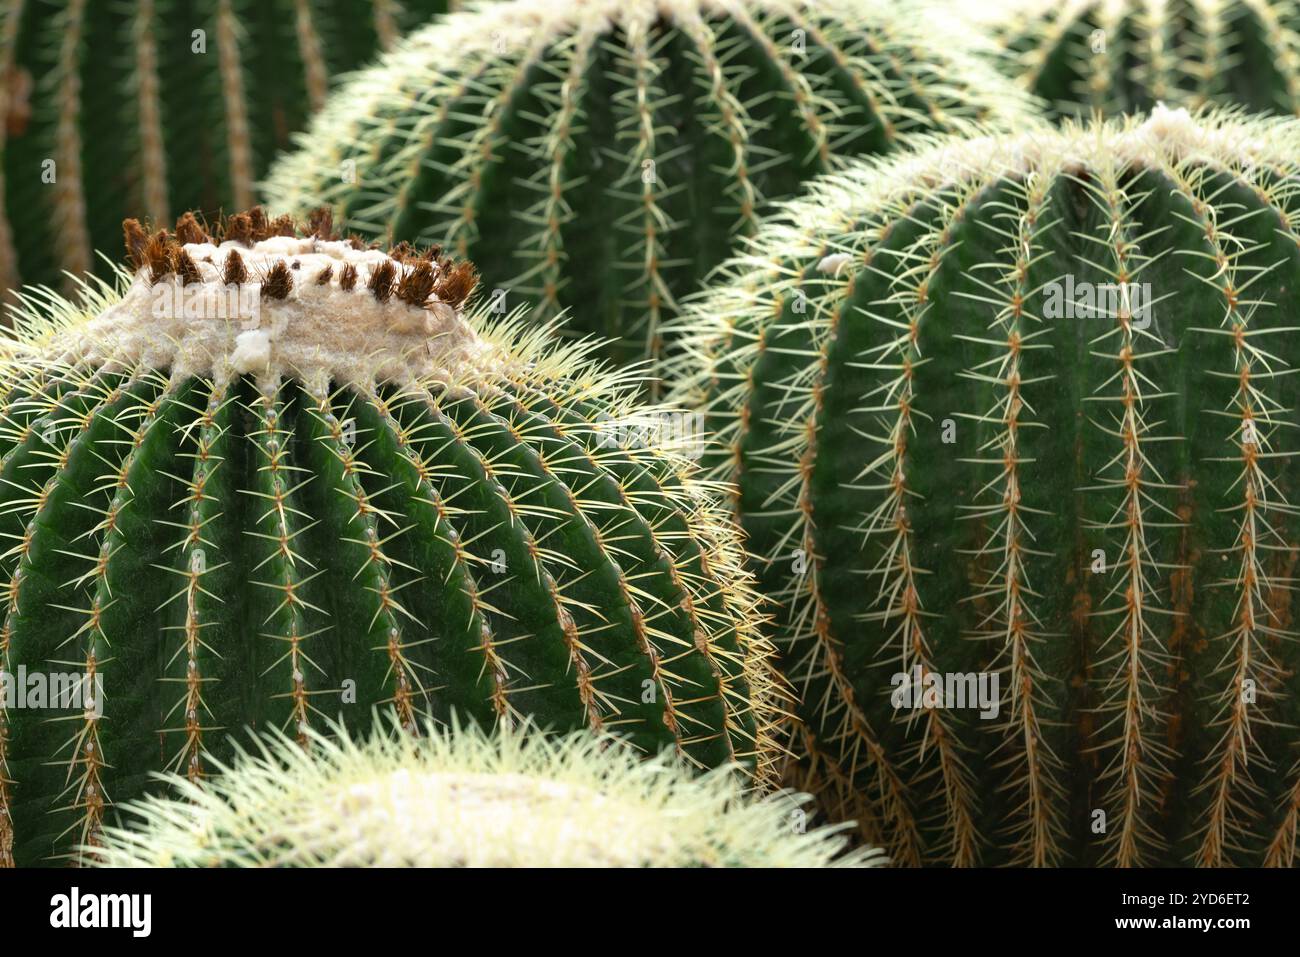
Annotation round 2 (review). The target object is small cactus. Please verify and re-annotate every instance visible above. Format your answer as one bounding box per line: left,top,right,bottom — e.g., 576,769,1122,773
81,718,883,867
264,0,1036,385
979,0,1300,120
672,107,1300,867
0,207,777,867
0,0,452,300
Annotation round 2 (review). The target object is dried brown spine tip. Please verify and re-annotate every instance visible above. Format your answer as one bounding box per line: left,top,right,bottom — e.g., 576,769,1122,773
307,207,336,241
261,261,294,300
223,249,248,286
174,211,210,246
174,249,202,285
434,261,479,309
339,263,358,291
145,230,174,284
123,219,150,270
368,260,397,302
396,260,437,307
223,213,254,246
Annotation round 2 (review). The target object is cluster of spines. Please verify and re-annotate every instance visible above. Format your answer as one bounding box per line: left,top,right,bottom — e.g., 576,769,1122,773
118,206,479,310
264,0,1035,380
670,110,1300,867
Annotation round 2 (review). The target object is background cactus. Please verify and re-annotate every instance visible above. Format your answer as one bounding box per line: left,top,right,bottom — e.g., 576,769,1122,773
0,0,452,301
82,718,882,867
671,107,1300,867
0,207,777,867
977,0,1300,120
264,0,1036,386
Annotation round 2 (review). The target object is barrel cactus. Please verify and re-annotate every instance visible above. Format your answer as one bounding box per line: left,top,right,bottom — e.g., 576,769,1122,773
82,718,878,868
672,106,1300,867
979,0,1300,120
0,0,452,300
0,206,776,867
263,0,1036,385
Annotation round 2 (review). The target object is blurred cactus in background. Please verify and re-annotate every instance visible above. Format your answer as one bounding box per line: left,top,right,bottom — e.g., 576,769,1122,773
0,0,453,301
978,0,1300,120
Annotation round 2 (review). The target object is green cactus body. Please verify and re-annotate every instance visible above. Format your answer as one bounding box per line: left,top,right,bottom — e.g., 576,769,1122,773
673,107,1300,867
0,0,452,300
84,718,882,868
0,208,776,867
263,0,1035,385
981,0,1300,120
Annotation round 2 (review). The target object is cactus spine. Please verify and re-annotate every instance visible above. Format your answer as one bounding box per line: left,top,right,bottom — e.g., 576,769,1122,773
0,0,452,300
264,0,1036,384
83,718,881,868
0,207,776,867
981,0,1300,119
673,107,1300,867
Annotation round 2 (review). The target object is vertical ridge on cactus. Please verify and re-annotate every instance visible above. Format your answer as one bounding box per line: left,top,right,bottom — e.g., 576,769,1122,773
0,0,453,301
976,0,1300,120
670,107,1300,867
0,208,777,867
263,0,1038,385
81,718,882,868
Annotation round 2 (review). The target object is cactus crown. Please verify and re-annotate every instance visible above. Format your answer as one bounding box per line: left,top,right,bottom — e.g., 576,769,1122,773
980,0,1300,118
47,209,486,387
0,208,777,867
264,0,1037,379
82,718,883,868
672,107,1300,867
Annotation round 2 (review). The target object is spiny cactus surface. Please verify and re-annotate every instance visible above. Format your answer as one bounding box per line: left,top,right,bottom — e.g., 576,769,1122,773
980,0,1300,119
673,107,1300,867
0,0,452,300
264,0,1035,384
82,718,878,867
0,207,776,867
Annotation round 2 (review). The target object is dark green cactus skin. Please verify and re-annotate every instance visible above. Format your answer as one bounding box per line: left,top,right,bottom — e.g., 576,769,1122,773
988,0,1300,120
264,0,1034,385
0,275,773,867
0,0,451,300
677,110,1300,867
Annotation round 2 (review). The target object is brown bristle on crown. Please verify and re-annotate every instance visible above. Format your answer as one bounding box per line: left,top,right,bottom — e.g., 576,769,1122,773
174,211,210,246
368,260,397,303
145,230,173,284
261,261,294,300
434,261,479,310
396,260,436,307
308,207,336,241
223,212,254,246
118,209,479,309
174,249,202,286
223,249,248,286
123,219,150,270
248,206,270,240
